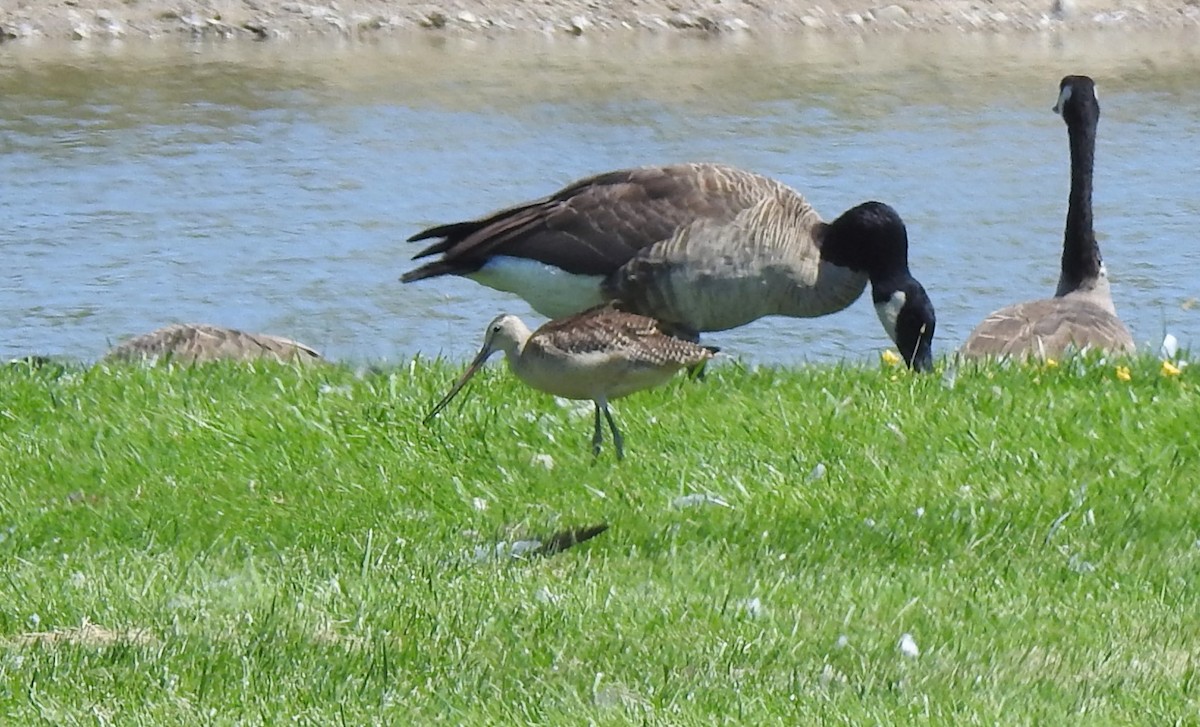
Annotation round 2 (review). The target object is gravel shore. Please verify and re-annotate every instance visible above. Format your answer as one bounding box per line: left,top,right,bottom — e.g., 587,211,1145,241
1,0,1198,42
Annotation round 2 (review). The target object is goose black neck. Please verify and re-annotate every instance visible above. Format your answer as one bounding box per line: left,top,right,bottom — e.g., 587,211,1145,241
822,201,911,285
1061,106,1102,293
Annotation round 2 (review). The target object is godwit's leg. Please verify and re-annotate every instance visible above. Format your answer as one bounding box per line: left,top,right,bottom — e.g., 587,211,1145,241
601,400,624,461
591,402,605,457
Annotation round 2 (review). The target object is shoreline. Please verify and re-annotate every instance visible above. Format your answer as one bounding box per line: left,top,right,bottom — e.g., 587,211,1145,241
2,0,1199,43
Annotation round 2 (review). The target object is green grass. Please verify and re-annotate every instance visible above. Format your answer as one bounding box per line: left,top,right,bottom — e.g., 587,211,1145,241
1,353,1198,723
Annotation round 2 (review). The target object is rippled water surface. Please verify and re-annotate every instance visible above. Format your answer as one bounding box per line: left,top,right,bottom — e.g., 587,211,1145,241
3,34,1199,364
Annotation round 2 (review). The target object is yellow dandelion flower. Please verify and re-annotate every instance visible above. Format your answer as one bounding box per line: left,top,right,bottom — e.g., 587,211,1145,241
881,349,902,367
1162,360,1182,377
1045,358,1059,369
1115,366,1131,382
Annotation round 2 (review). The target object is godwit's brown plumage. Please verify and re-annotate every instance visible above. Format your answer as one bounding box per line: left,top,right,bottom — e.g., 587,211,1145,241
403,163,936,371
424,305,717,459
961,75,1134,360
104,324,322,365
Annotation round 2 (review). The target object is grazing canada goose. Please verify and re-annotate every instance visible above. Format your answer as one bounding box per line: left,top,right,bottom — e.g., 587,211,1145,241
961,75,1135,359
403,163,936,371
424,304,717,460
105,323,322,364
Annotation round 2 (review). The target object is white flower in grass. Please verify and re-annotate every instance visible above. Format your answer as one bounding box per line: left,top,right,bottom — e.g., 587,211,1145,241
738,597,767,619
671,493,731,509
819,663,848,688
808,463,827,481
835,634,850,649
898,633,920,659
1068,554,1096,574
530,453,555,470
942,364,958,390
1162,333,1180,360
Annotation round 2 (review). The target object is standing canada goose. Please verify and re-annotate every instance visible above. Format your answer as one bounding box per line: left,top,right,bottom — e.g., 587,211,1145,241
960,75,1134,359
402,163,936,371
424,304,718,460
105,323,322,364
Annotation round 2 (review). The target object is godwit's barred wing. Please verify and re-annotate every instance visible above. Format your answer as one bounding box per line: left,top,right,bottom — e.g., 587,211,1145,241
403,163,795,281
527,306,717,368
105,324,322,364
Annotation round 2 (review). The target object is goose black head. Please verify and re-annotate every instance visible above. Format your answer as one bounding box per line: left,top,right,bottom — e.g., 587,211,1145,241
873,276,936,373
1054,74,1100,126
823,201,936,372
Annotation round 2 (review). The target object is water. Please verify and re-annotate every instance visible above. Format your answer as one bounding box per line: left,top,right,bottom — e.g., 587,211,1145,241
3,34,1199,365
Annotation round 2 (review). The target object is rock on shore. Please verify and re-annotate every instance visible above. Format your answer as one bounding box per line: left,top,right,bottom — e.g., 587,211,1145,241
1,0,1197,42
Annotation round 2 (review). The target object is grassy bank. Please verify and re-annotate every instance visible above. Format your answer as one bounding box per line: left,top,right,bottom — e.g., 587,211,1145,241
1,354,1197,723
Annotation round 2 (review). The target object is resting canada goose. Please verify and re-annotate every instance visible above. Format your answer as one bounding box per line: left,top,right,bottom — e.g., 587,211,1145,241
402,163,936,371
424,304,718,460
960,75,1134,359
105,323,322,364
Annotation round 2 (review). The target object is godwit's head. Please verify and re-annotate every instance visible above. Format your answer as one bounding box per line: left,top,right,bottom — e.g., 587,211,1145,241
423,314,532,424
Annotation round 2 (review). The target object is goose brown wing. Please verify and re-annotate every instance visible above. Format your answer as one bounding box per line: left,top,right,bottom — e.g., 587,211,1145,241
403,163,778,281
961,298,1134,359
107,324,321,363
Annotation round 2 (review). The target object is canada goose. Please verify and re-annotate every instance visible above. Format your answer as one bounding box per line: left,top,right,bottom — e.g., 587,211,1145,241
105,323,322,364
403,163,936,371
960,75,1134,359
424,304,718,460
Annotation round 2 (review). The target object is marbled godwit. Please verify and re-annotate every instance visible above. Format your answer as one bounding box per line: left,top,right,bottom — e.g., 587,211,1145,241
402,163,936,370
961,75,1134,359
424,305,717,460
105,323,322,364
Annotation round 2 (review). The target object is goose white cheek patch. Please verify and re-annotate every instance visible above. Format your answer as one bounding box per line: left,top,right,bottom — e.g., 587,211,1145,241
1054,84,1072,114
875,290,907,344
